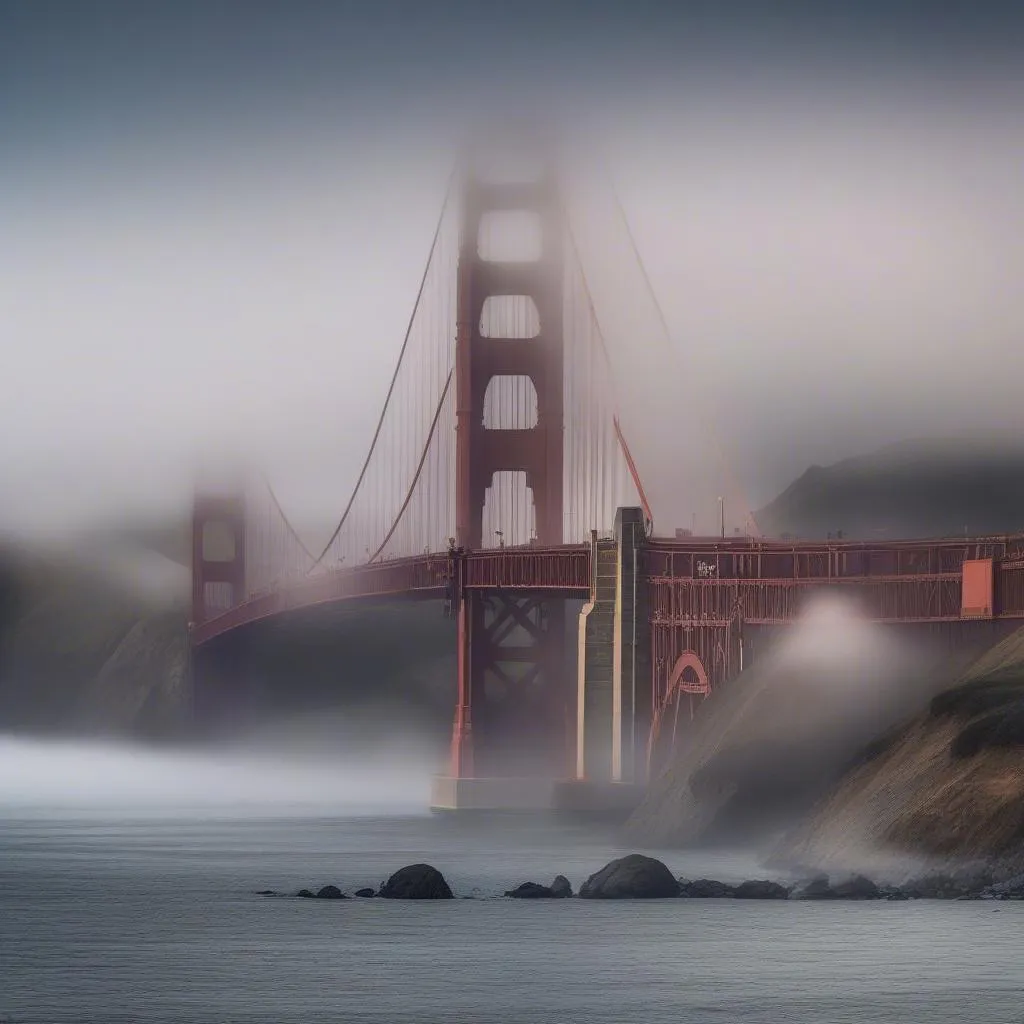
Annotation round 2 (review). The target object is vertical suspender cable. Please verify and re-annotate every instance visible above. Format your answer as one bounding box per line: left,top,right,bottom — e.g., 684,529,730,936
597,156,759,537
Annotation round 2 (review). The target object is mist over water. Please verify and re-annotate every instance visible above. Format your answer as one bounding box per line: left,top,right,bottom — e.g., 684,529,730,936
0,732,432,817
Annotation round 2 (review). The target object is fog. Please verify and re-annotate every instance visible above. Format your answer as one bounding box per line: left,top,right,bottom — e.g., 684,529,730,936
0,730,433,817
638,590,944,848
710,590,938,793
2,4,1023,540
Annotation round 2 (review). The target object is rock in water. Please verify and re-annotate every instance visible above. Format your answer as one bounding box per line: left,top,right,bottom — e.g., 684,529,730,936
733,880,789,900
505,881,555,899
579,854,679,899
789,875,834,899
379,863,454,900
830,874,880,900
979,872,1024,900
902,873,969,900
678,878,736,898
316,885,346,900
296,889,315,898
550,875,573,899
354,888,376,898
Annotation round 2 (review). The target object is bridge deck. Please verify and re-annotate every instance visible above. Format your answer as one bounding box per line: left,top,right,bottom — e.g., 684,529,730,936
192,533,1024,646
191,545,591,645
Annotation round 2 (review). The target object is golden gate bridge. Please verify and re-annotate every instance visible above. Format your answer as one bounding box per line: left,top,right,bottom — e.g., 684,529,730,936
188,132,1024,812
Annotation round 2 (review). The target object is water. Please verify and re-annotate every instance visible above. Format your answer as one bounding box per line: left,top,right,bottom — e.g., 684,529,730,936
2,739,1023,1023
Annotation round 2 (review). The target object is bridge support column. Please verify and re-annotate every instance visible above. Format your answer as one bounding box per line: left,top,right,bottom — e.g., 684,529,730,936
576,538,616,781
613,507,652,785
457,590,568,779
435,577,573,811
562,508,649,811
449,589,475,778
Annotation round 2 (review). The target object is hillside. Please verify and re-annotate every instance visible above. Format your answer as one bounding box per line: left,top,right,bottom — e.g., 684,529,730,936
0,540,190,738
621,598,993,849
774,625,1024,874
0,528,458,747
756,437,1024,540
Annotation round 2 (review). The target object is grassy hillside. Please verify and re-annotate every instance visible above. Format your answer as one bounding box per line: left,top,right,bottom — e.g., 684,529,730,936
775,626,1024,872
621,606,985,848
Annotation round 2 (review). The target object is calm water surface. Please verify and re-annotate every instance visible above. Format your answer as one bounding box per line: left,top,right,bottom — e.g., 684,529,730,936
1,736,1022,1024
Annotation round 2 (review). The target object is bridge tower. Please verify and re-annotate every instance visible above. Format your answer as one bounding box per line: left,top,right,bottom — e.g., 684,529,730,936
189,487,247,727
443,137,573,798
190,492,246,628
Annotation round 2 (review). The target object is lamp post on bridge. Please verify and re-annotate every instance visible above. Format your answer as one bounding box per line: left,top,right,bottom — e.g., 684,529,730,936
718,496,725,540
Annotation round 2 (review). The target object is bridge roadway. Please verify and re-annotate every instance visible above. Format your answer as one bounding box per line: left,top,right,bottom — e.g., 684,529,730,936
191,530,1024,646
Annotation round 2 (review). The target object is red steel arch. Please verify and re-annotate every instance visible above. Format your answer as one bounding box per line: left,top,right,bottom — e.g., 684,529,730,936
647,649,710,779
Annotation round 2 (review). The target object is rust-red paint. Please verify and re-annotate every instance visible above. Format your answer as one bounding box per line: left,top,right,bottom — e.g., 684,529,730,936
647,649,710,779
454,161,563,547
962,558,994,618
191,494,246,627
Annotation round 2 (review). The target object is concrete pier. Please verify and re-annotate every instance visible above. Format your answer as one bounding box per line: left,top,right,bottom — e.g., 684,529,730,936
430,507,652,816
429,776,555,813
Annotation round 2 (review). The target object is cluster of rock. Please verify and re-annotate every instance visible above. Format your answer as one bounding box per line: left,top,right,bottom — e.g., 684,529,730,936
278,863,455,901
261,854,1024,903
505,875,573,899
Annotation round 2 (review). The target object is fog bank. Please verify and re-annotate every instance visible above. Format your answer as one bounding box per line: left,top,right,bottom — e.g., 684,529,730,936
0,733,432,817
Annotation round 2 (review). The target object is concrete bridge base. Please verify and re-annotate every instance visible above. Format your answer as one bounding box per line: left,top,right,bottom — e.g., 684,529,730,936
552,780,646,816
429,775,555,813
429,776,646,817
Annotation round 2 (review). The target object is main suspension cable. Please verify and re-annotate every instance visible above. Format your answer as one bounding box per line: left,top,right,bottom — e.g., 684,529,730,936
302,163,458,569
367,369,453,563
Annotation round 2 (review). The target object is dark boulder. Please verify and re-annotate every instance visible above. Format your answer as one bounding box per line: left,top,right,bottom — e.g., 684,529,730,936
792,874,880,899
831,875,880,900
904,867,995,900
678,878,736,898
316,885,346,900
579,854,679,899
881,886,910,901
505,881,555,899
255,890,278,897
379,863,454,900
354,888,376,898
734,879,789,900
550,875,573,899
296,889,315,898
789,875,833,900
980,872,1024,900
901,873,979,900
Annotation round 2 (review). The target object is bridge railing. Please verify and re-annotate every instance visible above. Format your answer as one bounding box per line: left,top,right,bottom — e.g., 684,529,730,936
999,558,1024,617
646,536,1022,583
463,545,590,591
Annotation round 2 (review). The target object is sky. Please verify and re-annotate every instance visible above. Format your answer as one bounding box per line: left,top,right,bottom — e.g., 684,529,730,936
2,1,1023,538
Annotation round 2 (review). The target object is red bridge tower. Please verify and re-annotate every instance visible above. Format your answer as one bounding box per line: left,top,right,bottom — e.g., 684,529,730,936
446,141,572,792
